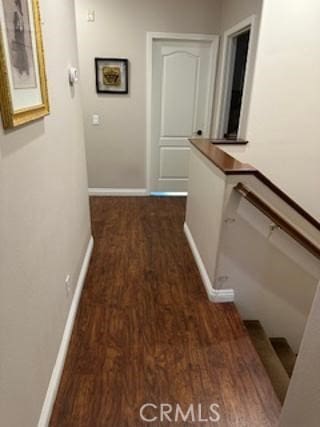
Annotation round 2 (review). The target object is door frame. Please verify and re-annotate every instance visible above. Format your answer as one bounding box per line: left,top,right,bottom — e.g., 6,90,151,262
146,32,219,194
212,15,257,140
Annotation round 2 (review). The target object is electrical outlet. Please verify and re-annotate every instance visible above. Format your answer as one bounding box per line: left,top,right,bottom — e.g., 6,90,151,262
65,275,71,296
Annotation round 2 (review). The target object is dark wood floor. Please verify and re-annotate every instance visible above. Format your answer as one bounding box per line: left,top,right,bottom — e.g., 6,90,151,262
50,197,281,427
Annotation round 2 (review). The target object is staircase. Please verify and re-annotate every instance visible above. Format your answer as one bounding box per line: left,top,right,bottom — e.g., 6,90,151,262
244,320,297,404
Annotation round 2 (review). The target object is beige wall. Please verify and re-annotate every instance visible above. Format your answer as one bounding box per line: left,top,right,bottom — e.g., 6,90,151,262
0,1,91,426
75,0,221,189
225,0,320,221
219,0,262,30
280,282,320,427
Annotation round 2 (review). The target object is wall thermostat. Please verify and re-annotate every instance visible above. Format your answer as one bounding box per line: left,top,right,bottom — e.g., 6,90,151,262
68,67,79,85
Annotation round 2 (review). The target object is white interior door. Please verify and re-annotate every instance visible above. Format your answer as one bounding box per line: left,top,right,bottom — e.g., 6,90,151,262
150,35,219,193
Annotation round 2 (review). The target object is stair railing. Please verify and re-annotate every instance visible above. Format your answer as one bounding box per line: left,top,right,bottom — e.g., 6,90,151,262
234,183,320,260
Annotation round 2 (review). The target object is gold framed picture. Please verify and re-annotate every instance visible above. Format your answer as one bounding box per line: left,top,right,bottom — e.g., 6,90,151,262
0,0,49,129
95,58,129,94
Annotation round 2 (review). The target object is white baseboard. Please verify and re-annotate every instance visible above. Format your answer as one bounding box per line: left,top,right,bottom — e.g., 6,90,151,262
184,223,234,303
89,188,148,197
38,236,94,427
211,287,235,303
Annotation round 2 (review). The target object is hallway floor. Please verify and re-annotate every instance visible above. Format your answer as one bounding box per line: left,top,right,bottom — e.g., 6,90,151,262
50,197,280,426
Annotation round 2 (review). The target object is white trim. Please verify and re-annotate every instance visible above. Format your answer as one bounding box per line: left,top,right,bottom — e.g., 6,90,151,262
212,15,257,139
184,223,234,303
89,188,148,197
146,31,219,193
147,32,219,42
146,32,153,194
37,236,94,427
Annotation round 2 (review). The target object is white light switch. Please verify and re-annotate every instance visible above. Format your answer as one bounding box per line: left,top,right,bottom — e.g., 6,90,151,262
92,114,100,126
87,10,95,22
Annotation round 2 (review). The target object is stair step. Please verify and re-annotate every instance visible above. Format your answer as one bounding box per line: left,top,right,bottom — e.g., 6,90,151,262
270,337,297,378
244,320,290,404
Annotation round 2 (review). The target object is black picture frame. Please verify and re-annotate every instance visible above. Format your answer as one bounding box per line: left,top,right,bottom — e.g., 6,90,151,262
95,58,129,94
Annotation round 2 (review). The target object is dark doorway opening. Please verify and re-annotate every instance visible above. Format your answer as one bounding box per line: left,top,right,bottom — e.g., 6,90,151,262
225,30,250,139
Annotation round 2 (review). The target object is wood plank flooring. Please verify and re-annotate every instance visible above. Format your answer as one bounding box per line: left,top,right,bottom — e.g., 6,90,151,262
50,197,281,426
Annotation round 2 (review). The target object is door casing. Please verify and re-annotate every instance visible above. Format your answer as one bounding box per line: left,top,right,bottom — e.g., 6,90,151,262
212,16,257,140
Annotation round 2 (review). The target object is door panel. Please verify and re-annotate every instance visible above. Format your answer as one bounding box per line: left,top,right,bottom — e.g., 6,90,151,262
160,147,190,179
151,36,218,193
161,52,200,137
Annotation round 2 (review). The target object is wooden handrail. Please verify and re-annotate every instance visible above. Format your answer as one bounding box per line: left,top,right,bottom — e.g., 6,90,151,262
234,183,320,260
189,139,320,231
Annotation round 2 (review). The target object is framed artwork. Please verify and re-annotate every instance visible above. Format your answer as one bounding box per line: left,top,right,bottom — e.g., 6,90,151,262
95,58,129,94
0,0,49,129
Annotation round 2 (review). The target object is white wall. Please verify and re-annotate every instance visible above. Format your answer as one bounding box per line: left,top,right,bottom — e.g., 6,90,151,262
0,1,91,426
218,191,319,352
75,0,221,189
225,0,320,221
186,147,227,284
280,282,320,427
